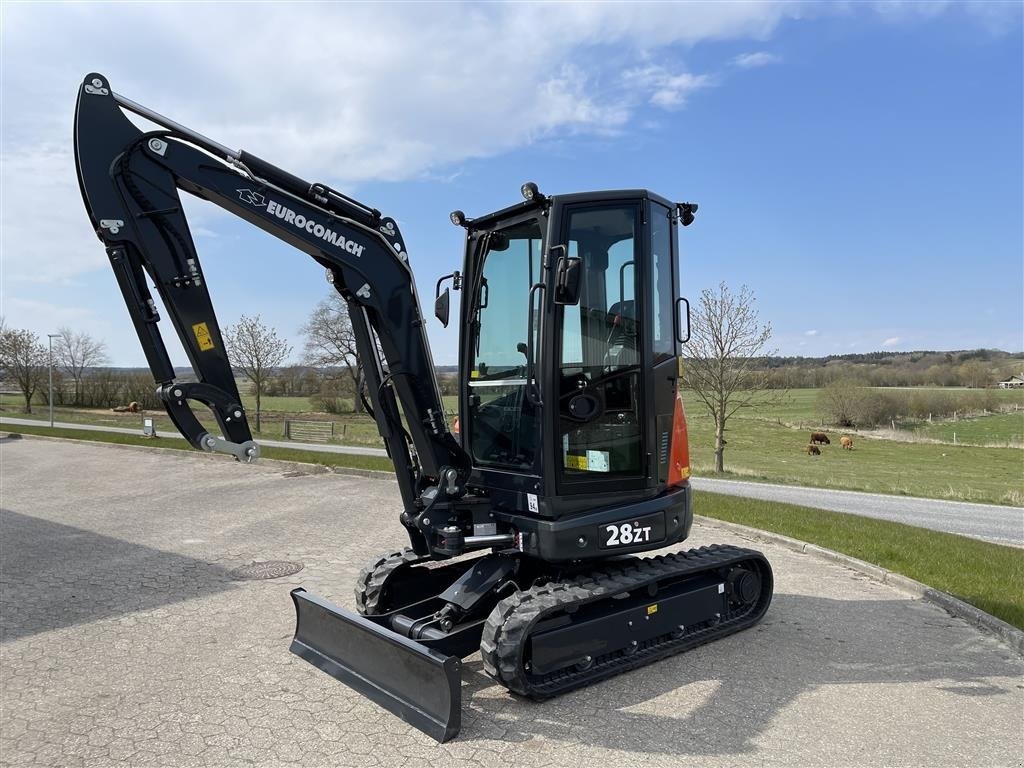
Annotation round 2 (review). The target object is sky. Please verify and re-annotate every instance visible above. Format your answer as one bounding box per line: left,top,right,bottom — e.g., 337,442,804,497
1,1,1022,367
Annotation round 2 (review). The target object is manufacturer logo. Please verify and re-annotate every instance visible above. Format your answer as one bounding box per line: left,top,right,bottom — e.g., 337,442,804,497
236,189,266,207
236,189,365,257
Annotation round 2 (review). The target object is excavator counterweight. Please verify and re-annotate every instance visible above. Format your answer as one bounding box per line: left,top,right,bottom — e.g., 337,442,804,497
73,73,773,742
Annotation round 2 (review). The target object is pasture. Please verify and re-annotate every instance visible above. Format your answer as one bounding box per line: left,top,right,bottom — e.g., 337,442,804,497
682,408,1022,506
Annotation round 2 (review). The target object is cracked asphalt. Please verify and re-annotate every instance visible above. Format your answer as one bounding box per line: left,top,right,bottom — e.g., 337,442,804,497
1,437,1021,767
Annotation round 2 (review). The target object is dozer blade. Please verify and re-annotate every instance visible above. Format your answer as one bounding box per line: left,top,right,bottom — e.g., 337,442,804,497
289,588,462,743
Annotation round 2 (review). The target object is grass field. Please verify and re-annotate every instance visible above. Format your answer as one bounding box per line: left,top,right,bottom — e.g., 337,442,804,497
0,422,394,472
682,407,1023,506
913,411,1024,446
697,491,1024,630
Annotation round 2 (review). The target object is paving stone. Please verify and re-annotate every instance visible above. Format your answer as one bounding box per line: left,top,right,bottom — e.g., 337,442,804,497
1,439,1021,767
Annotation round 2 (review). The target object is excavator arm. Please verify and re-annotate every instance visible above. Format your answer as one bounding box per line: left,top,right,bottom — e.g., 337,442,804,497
74,73,467,537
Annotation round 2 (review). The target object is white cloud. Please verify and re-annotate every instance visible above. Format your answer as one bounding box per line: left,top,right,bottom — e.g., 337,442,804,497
623,66,713,109
0,1,1006,297
1,145,103,284
804,329,818,336
1,2,807,288
881,336,901,347
733,51,782,69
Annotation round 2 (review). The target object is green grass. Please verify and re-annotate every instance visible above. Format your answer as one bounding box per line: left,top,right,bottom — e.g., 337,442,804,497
689,386,1024,427
913,411,1024,446
698,491,1024,630
683,410,1023,506
241,394,320,413
1,423,394,473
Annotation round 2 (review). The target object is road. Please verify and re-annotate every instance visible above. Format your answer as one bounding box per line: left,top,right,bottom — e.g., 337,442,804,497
3,415,1020,546
0,416,389,457
691,477,1023,548
1,438,1020,768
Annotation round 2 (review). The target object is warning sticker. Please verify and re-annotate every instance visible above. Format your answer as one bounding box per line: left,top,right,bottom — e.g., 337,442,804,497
586,450,610,472
192,322,215,351
565,454,588,470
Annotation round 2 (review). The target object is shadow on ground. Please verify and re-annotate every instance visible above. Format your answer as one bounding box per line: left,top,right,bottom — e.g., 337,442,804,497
457,592,1022,756
0,509,236,642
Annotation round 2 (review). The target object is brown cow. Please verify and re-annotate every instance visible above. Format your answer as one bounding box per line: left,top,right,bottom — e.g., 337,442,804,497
810,432,830,445
804,444,821,456
840,436,854,450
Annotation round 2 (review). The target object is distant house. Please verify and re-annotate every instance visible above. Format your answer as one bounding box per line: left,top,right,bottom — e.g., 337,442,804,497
998,373,1024,389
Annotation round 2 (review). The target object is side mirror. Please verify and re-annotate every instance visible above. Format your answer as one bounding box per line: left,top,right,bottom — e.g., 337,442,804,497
553,255,582,305
433,270,461,327
435,287,450,327
676,296,691,343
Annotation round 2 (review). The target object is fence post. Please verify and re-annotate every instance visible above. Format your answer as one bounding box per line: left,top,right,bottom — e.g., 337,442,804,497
953,432,957,446
342,423,347,438
284,419,290,439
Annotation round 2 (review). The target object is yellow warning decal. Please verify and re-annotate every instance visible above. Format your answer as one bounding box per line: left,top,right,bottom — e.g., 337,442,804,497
565,454,588,470
647,604,659,616
470,369,480,379
192,322,215,351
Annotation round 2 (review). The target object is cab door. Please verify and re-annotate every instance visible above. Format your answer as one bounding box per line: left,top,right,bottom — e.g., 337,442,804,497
546,199,648,496
463,218,544,474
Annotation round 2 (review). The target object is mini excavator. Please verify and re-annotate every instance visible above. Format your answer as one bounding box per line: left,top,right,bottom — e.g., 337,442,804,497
74,74,773,742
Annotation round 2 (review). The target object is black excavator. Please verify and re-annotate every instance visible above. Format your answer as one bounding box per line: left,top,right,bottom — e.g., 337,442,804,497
74,73,773,742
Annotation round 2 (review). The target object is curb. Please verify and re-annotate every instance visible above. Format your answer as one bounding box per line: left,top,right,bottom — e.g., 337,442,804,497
695,515,1024,656
0,431,394,481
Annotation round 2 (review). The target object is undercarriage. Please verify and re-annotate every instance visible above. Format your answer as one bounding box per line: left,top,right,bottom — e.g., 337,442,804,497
291,543,772,741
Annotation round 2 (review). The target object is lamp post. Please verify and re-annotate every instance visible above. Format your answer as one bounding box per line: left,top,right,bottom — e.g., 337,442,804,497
47,333,59,428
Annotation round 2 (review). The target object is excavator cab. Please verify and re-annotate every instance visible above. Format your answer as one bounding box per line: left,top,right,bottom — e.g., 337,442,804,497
457,190,690,524
73,74,771,744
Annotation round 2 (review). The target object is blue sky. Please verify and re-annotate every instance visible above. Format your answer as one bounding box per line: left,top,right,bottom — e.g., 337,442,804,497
2,2,1021,366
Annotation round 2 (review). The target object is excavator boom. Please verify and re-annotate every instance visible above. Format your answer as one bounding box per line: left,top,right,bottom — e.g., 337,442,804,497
75,73,466,522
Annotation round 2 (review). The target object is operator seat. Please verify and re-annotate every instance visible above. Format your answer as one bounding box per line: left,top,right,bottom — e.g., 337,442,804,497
606,300,637,367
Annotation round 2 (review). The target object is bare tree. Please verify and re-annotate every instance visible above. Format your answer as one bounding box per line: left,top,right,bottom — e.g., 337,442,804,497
54,327,108,404
958,359,992,389
817,378,870,427
683,283,777,473
223,315,292,432
301,293,366,413
0,328,48,413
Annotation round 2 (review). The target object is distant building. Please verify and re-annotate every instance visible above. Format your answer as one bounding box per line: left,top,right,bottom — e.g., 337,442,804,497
998,373,1024,389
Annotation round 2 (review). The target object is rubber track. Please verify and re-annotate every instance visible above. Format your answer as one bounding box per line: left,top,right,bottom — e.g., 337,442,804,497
353,548,424,615
479,544,772,699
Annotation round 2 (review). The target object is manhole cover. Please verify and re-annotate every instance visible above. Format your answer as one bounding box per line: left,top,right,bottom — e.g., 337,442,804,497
229,561,304,580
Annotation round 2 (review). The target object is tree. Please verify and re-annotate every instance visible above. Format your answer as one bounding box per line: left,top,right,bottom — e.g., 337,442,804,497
958,359,992,389
818,378,870,427
54,327,108,404
223,315,292,432
682,283,777,473
301,293,366,413
0,328,48,413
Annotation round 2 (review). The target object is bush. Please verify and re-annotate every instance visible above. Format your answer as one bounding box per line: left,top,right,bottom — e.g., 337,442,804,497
310,379,351,414
820,380,1011,428
817,380,869,427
